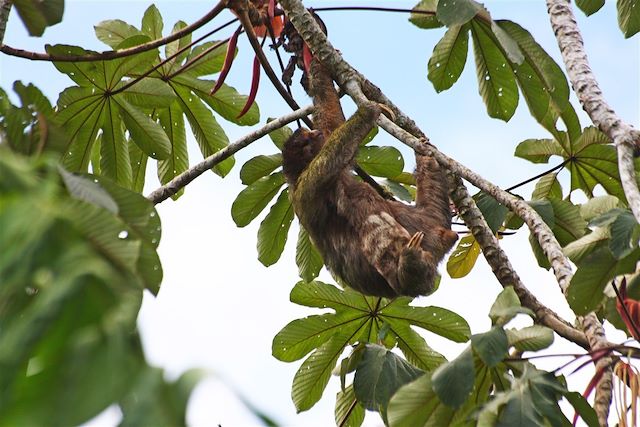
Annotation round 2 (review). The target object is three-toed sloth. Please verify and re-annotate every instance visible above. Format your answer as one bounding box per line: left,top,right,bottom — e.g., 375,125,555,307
282,59,457,298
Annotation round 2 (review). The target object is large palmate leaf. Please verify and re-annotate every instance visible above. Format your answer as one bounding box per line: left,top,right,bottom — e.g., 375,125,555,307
273,281,469,412
49,5,261,196
515,127,631,204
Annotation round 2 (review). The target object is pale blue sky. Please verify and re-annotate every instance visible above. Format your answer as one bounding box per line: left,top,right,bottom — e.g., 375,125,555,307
1,1,638,426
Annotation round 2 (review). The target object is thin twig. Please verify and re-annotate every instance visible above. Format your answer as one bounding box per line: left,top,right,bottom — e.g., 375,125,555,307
147,104,314,204
0,1,228,62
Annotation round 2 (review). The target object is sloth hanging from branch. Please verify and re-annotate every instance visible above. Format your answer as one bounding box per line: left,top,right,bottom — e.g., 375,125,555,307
279,16,458,298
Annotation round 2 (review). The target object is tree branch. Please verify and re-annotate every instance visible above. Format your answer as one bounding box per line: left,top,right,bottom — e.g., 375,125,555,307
0,1,228,62
0,0,11,44
448,172,588,348
278,1,613,377
546,0,640,224
147,104,313,204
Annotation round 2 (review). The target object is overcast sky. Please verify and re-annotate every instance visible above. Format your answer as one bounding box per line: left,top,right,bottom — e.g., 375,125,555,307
1,1,639,426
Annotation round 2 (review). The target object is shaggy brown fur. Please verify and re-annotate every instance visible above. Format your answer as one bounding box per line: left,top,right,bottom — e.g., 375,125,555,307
282,60,457,298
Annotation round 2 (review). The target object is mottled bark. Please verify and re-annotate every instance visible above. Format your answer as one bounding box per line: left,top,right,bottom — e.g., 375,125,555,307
547,0,640,224
0,0,11,44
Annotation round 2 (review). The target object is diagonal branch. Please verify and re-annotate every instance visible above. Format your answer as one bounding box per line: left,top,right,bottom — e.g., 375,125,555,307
546,0,640,225
0,1,228,62
147,104,313,204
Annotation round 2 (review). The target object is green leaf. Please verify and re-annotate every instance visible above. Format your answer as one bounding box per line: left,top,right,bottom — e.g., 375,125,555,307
94,19,140,49
120,78,175,108
335,384,365,427
164,21,191,69
409,0,442,29
618,0,640,38
184,40,227,77
231,173,285,227
549,199,587,245
55,86,106,172
141,5,163,40
292,331,356,412
269,120,294,150
295,228,323,283
120,367,203,427
563,227,609,263
576,0,605,16
506,325,554,352
490,21,524,64
101,99,132,188
514,138,565,164
387,373,460,427
353,344,424,412
257,189,294,266
609,210,640,259
446,235,481,278
489,287,534,326
11,0,64,37
103,36,156,87
114,97,171,160
129,139,148,194
356,146,404,178
471,20,519,121
289,281,371,312
471,327,508,367
381,304,471,343
428,24,469,92
496,21,572,129
567,247,640,314
172,84,234,176
240,154,283,185
580,195,621,222
196,82,260,126
176,75,260,126
388,320,447,371
531,172,562,200
157,103,188,200
272,311,362,362
47,45,102,87
564,392,600,427
58,166,118,214
432,347,474,408
569,135,625,200
475,191,508,232
437,0,484,26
